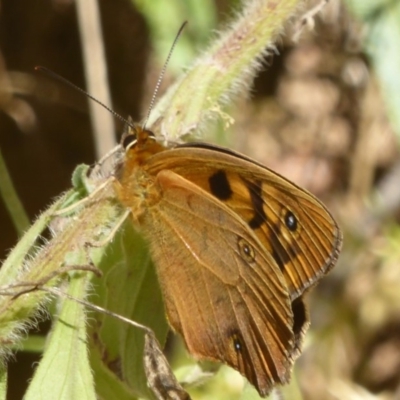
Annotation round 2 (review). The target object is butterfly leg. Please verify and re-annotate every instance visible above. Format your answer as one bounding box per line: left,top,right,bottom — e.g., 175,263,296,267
0,264,101,298
84,208,131,248
89,144,122,177
79,175,134,248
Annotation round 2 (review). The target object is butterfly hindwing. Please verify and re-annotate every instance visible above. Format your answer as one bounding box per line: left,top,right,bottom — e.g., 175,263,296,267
139,169,296,395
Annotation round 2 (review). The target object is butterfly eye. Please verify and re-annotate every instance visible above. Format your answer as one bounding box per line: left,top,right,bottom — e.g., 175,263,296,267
238,238,256,263
122,133,137,150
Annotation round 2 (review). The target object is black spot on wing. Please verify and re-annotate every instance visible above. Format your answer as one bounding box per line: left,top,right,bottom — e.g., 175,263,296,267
227,328,245,354
270,224,291,271
292,297,307,338
270,221,301,272
243,179,297,272
237,237,256,264
291,297,308,354
244,180,268,230
284,210,298,232
209,170,233,200
233,335,243,353
227,328,256,385
240,178,302,273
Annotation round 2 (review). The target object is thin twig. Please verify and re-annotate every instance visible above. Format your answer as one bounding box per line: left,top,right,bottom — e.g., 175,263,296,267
76,0,116,158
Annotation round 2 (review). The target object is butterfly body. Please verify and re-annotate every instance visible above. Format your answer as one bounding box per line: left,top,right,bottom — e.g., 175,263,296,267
115,126,342,396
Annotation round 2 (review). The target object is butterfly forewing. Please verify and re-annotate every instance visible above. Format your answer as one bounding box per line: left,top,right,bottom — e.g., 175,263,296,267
138,169,296,395
145,144,342,300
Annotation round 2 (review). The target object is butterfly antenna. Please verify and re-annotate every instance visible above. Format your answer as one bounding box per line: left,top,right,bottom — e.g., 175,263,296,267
142,21,187,129
34,66,135,129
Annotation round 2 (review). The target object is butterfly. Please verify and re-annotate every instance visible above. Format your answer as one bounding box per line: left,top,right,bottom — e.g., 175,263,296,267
114,124,342,397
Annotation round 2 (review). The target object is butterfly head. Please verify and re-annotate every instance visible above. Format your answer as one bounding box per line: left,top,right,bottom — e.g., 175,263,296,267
120,124,166,166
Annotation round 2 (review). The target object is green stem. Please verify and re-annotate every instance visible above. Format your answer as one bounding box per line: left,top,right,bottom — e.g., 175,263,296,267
150,0,300,139
0,148,30,236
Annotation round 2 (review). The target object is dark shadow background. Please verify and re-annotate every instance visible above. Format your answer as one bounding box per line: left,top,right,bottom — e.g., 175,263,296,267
0,0,148,256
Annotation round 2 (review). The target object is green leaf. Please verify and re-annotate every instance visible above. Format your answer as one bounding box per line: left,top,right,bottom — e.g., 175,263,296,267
0,366,7,400
24,273,95,400
17,334,46,353
89,221,168,399
90,346,136,400
0,170,121,363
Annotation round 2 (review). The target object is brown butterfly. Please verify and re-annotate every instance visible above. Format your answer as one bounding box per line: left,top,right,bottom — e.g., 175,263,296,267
114,125,342,397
